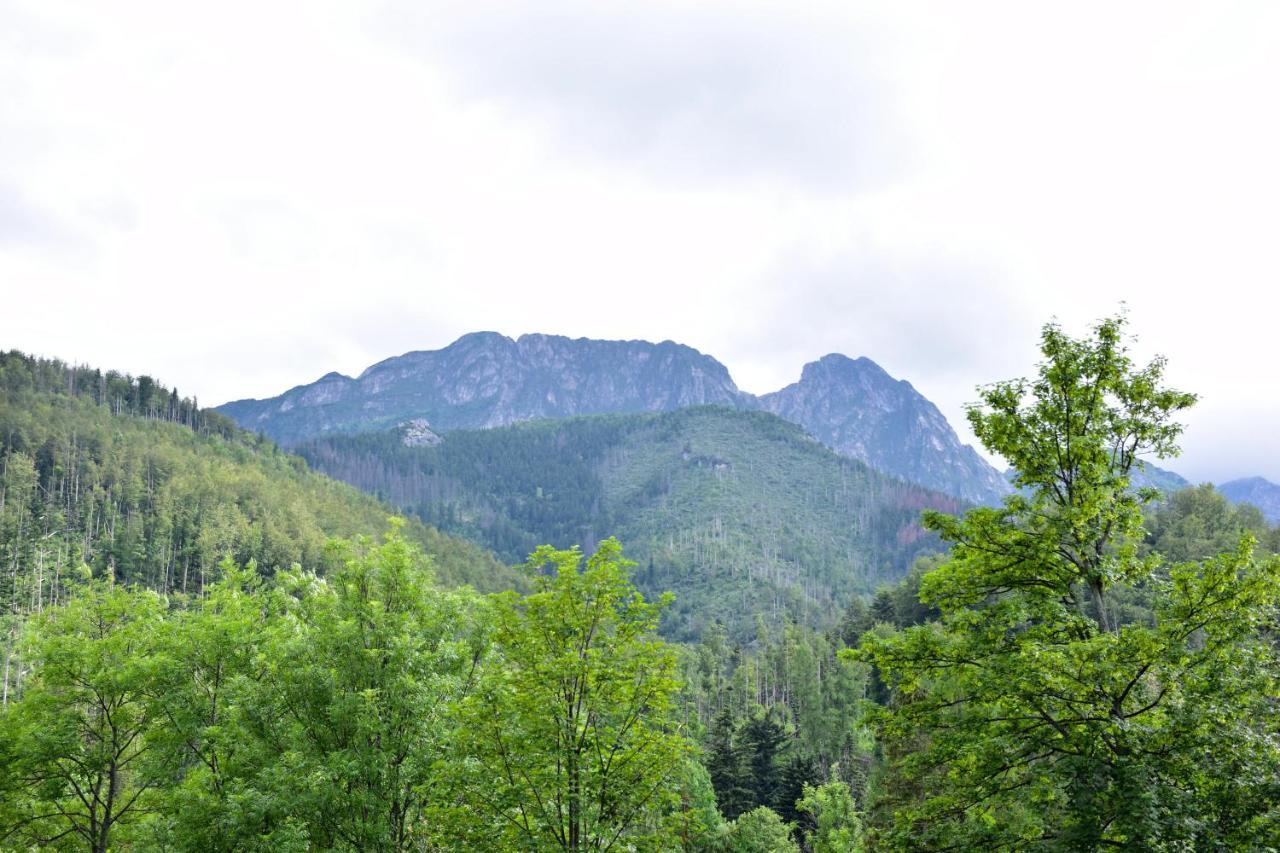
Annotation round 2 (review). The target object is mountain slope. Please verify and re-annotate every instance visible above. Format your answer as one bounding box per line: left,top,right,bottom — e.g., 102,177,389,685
1131,462,1191,495
219,332,1010,503
0,351,520,611
759,354,1009,505
1219,477,1280,522
297,406,962,640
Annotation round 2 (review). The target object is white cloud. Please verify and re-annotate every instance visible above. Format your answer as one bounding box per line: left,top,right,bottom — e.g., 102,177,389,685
1,0,1277,483
374,0,910,192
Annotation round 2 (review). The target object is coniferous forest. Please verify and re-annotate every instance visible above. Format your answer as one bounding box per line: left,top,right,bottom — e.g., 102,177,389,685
3,316,1280,851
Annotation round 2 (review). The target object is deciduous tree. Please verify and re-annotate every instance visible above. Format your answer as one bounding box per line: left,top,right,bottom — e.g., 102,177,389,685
0,582,166,852
455,538,689,850
861,315,1280,848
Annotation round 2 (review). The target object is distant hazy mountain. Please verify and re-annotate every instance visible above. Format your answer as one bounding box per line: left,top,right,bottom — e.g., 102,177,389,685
1219,477,1280,522
217,332,1011,504
1131,463,1191,495
297,406,961,640
1004,460,1191,497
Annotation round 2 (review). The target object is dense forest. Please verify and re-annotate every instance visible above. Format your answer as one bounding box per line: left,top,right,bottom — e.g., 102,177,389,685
0,350,517,595
0,350,522,705
297,408,960,641
4,316,1280,850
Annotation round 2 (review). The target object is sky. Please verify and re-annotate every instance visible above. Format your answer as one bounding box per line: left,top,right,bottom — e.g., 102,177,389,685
2,0,1278,483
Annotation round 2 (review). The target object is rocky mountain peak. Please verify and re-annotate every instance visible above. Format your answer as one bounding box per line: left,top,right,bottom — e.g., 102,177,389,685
219,332,748,444
760,355,1010,505
802,353,888,379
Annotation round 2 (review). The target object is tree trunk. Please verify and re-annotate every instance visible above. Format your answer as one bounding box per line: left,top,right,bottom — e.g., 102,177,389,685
1090,577,1112,634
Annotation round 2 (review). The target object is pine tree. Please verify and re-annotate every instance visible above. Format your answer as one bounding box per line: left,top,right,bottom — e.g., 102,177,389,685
775,753,818,827
741,709,788,812
706,704,754,820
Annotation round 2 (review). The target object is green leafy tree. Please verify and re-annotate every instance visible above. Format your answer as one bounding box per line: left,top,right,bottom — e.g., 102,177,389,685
246,521,485,851
1144,482,1270,562
668,757,726,852
0,582,166,852
454,537,689,851
721,806,799,853
860,315,1280,848
142,558,287,851
796,769,864,853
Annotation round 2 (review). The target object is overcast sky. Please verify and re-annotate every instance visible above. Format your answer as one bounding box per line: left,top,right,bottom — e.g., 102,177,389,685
2,1,1278,483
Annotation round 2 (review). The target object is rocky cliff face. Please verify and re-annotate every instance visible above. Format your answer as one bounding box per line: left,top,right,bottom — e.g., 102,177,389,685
217,332,1011,504
759,354,1010,505
1219,476,1280,522
218,333,751,445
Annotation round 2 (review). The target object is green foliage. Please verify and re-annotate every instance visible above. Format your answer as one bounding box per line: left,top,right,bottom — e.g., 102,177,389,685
0,349,518,643
1,529,702,850
1145,482,1275,562
244,523,489,851
0,582,167,851
451,538,690,850
669,757,726,852
142,560,281,852
690,614,875,836
0,350,239,438
796,770,864,853
859,315,1280,849
720,806,799,853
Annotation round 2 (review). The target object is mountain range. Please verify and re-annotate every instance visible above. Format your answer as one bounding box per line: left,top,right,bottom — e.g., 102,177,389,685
216,332,1280,529
219,332,1012,505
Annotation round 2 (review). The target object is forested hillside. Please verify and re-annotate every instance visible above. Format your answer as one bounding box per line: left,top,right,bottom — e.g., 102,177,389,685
299,407,960,640
0,351,519,617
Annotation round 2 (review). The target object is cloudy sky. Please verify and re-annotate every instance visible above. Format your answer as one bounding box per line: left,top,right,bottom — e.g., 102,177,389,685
2,0,1278,482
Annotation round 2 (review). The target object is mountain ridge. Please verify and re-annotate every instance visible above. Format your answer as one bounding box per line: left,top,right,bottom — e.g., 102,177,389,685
218,332,1011,504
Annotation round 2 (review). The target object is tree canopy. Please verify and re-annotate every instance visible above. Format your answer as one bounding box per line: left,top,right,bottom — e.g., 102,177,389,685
860,315,1280,849
450,538,690,850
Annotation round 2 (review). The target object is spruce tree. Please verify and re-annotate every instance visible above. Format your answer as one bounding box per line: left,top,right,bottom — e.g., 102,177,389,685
706,704,754,820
